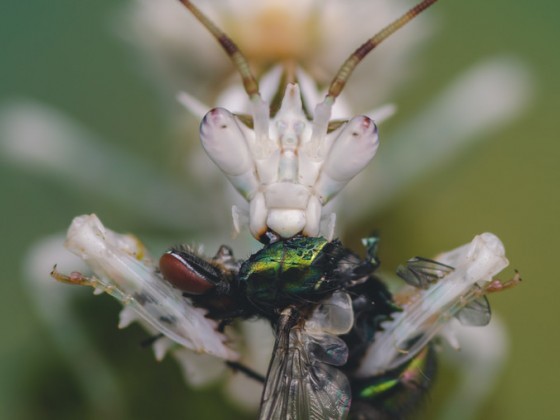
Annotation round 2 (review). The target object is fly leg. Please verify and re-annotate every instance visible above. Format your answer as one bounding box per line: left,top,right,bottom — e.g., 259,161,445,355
225,360,265,383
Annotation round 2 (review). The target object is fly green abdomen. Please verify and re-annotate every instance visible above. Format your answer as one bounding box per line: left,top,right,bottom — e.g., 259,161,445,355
349,346,436,419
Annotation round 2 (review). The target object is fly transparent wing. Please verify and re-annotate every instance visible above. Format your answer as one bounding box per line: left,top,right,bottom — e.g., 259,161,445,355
396,256,455,289
259,310,351,420
455,294,491,326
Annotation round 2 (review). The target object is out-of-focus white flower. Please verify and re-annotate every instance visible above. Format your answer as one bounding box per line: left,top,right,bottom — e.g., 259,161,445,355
437,316,509,420
0,101,220,232
23,235,127,417
225,319,274,408
341,56,534,225
122,0,430,109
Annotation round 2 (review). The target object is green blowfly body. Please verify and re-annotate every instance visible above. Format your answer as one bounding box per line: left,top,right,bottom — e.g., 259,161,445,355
161,233,426,419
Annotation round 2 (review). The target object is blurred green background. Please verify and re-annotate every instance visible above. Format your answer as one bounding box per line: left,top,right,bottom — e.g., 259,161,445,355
1,0,558,419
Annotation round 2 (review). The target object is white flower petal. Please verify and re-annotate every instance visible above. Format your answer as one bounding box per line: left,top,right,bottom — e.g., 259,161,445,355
0,101,216,231
173,348,226,387
342,57,535,222
438,316,509,420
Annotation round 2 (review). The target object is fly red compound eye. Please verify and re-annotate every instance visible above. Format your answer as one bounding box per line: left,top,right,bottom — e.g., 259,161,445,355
159,250,217,295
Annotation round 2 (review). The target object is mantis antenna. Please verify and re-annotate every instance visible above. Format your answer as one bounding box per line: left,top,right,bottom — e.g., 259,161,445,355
327,0,439,100
176,0,260,98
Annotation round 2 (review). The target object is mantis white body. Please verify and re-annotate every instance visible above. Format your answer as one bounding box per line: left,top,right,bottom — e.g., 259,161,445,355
200,83,378,241
177,0,438,243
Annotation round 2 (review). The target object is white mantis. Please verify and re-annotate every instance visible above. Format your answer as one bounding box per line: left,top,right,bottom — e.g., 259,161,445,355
179,0,439,242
